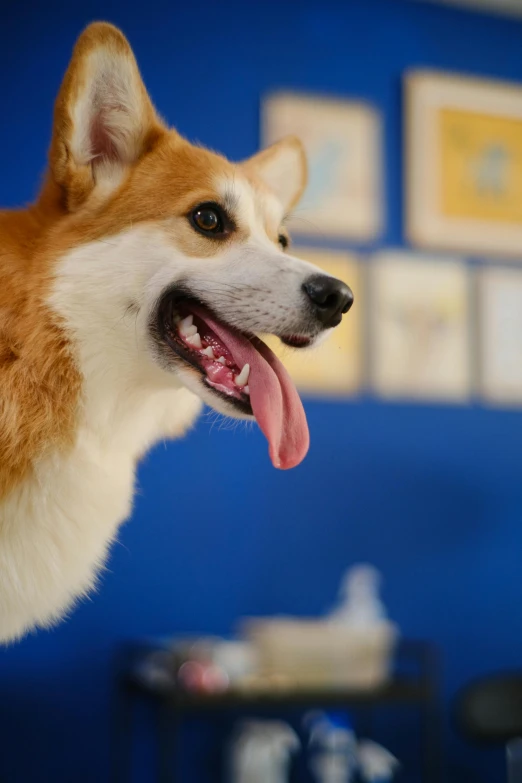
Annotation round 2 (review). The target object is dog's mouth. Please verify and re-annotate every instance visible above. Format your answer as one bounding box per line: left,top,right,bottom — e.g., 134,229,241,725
156,291,311,469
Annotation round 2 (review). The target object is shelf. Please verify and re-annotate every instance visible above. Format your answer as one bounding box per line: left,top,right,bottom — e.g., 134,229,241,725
126,675,432,711
112,640,443,783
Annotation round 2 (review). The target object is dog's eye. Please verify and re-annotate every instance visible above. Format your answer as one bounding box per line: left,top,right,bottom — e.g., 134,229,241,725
190,203,226,236
278,234,289,250
194,207,221,232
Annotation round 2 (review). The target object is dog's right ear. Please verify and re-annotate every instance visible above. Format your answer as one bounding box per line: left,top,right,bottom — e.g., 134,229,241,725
243,136,308,214
48,22,165,211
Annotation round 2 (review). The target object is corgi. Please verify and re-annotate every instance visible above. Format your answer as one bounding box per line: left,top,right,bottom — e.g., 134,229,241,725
0,23,353,642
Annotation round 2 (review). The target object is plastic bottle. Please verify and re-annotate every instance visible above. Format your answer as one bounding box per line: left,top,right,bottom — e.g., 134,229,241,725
358,739,399,782
307,711,360,783
328,564,387,629
228,720,299,783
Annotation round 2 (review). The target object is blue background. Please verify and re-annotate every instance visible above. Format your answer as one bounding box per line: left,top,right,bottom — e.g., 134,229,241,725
1,0,522,780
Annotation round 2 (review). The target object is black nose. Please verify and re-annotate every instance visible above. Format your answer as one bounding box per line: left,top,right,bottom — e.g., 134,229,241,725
302,274,354,328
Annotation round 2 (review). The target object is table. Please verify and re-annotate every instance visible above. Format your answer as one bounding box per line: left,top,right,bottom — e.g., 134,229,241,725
111,639,443,783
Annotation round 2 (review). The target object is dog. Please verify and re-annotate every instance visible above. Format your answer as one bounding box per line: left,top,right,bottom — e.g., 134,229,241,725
0,23,353,642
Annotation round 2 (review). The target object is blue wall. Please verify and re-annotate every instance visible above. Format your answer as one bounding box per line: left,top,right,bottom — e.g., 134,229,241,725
2,0,522,780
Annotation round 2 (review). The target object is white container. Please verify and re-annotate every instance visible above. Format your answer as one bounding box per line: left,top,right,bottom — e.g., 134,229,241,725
242,618,398,689
228,720,299,783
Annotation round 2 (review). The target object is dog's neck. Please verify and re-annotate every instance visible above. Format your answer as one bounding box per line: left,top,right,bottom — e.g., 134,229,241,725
0,215,201,644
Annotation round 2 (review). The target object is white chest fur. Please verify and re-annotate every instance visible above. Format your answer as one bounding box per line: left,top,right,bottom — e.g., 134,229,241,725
0,226,206,642
0,385,201,643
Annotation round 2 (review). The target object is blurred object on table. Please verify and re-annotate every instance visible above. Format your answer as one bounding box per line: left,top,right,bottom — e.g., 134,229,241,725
134,636,258,695
133,564,398,696
242,564,398,690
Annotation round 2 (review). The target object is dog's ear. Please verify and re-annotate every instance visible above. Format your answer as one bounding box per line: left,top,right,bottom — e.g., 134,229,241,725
48,22,165,211
244,136,307,213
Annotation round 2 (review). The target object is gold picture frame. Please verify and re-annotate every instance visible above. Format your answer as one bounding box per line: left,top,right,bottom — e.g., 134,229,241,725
406,71,522,257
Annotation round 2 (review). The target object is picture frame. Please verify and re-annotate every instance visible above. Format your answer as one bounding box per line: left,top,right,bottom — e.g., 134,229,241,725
370,251,471,402
262,91,383,241
406,70,522,257
478,265,522,405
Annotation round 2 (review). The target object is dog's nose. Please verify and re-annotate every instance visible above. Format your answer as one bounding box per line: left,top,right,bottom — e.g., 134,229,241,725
302,274,354,328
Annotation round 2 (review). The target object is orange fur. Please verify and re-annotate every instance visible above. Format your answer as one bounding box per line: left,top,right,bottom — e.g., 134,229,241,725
0,205,81,499
0,21,306,502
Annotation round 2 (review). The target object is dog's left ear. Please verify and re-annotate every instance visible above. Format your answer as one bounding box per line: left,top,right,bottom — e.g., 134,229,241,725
243,136,307,213
48,22,165,211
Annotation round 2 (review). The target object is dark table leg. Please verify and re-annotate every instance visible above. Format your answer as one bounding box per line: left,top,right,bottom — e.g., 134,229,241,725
157,703,179,783
421,700,444,783
111,679,135,783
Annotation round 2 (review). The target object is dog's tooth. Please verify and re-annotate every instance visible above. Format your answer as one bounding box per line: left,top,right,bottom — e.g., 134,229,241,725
244,385,250,395
183,325,198,337
179,315,194,334
235,363,250,387
178,315,198,337
217,356,227,365
186,333,202,349
202,346,215,359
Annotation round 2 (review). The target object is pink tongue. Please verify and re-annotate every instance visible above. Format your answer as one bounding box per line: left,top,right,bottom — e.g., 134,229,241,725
191,307,310,469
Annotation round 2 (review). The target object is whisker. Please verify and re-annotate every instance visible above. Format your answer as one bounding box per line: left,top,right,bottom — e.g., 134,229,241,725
95,239,118,247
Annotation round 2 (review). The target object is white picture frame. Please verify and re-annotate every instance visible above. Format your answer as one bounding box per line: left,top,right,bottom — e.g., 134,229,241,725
478,265,522,405
262,91,383,241
371,251,471,402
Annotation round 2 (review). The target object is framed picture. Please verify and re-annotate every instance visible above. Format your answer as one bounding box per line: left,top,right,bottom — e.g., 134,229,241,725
406,71,522,257
371,252,471,402
264,248,362,396
478,266,522,405
262,92,383,241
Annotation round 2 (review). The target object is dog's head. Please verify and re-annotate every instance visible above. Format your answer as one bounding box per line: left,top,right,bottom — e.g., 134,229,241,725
45,23,353,469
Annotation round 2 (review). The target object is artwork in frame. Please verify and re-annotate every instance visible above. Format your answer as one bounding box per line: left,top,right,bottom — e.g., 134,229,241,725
262,92,383,241
371,252,471,402
264,248,362,397
478,266,522,405
406,71,522,257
